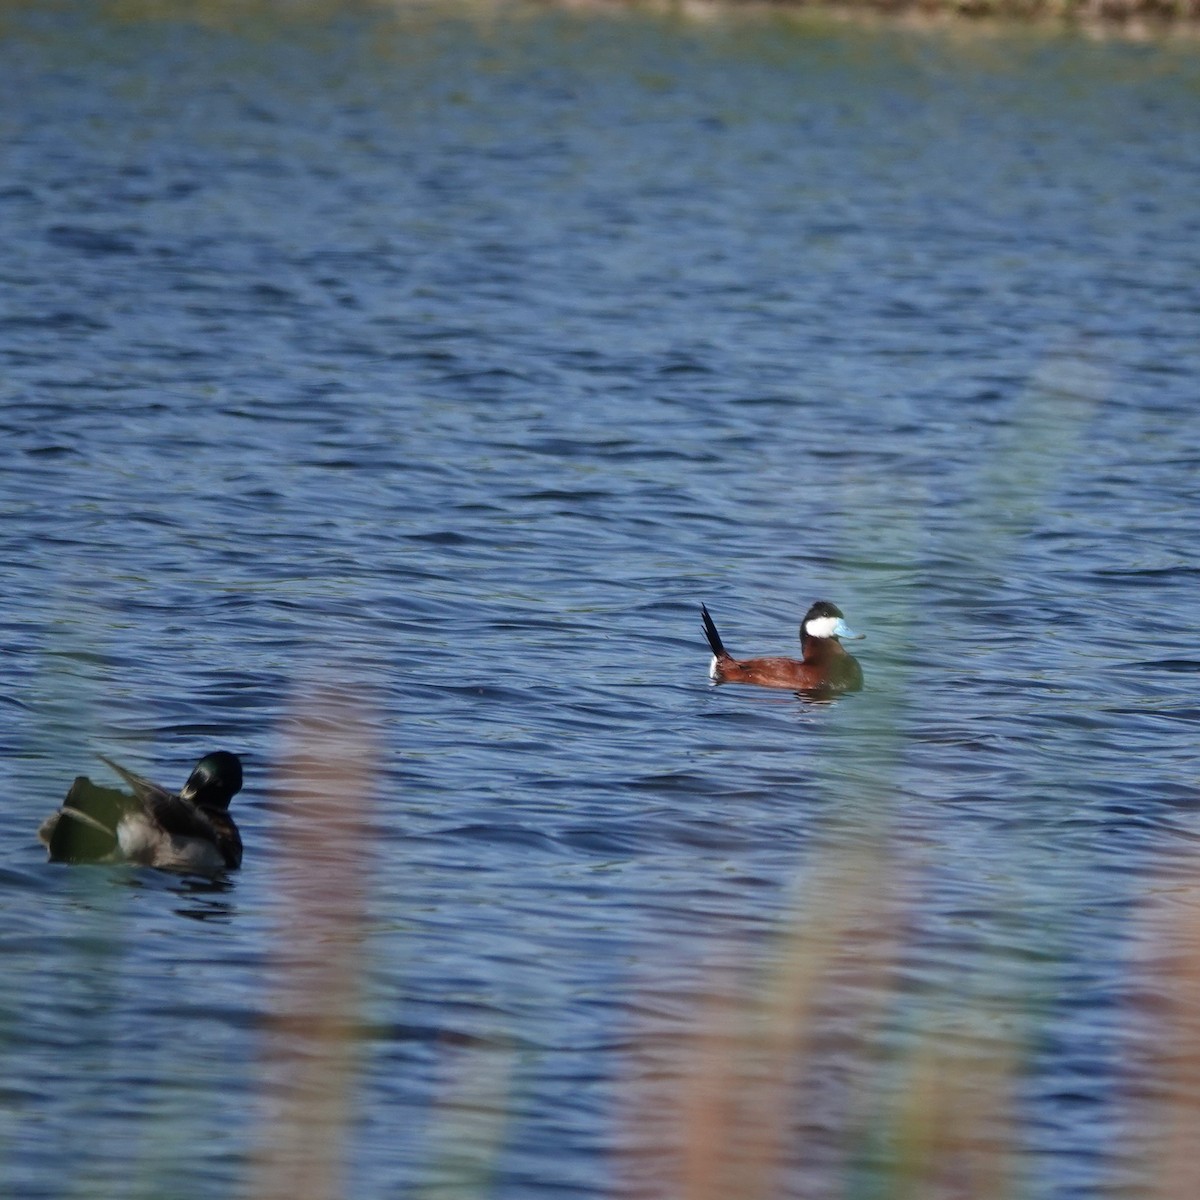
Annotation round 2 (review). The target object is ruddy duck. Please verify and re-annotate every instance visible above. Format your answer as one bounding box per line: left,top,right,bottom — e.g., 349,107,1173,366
701,601,864,694
38,751,244,872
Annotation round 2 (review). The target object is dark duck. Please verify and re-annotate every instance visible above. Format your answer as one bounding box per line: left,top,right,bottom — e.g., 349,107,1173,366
38,751,244,872
701,600,864,694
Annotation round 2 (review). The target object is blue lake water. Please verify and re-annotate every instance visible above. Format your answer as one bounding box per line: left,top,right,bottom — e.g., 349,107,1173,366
2,2,1200,1196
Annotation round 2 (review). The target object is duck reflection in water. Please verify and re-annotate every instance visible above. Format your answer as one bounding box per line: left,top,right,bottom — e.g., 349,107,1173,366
701,601,864,696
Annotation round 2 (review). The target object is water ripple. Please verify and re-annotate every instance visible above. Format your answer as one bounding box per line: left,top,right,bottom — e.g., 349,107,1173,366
2,6,1200,1200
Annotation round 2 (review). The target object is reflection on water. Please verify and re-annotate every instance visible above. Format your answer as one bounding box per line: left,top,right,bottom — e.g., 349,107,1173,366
1,2,1199,1197
171,875,240,923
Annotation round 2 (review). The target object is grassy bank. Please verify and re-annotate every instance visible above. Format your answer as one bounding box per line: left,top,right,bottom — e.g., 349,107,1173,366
604,0,1200,32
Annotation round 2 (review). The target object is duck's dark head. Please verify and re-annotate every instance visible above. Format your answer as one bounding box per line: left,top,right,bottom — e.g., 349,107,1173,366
800,601,863,653
180,751,243,810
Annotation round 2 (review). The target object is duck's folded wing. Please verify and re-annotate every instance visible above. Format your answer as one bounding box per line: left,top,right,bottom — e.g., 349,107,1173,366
99,755,217,841
99,755,175,804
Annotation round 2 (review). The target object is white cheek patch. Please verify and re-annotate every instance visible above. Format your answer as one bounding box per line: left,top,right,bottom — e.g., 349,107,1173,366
804,616,841,640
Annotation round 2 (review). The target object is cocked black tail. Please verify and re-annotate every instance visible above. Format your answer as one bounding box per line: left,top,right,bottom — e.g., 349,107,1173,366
700,604,728,659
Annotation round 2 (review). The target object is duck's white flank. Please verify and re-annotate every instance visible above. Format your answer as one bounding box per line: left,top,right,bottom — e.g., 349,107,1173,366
116,815,224,872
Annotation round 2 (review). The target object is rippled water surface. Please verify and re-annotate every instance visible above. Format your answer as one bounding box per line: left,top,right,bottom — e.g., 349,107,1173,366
2,3,1200,1197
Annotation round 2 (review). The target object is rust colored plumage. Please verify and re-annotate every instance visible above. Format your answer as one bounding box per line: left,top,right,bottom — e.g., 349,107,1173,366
701,601,864,695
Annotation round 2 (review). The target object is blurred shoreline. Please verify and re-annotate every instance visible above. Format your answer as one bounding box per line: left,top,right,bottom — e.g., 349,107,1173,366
558,0,1200,36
